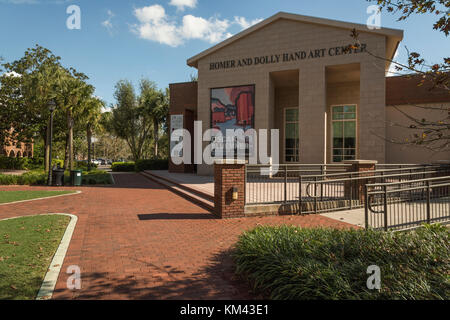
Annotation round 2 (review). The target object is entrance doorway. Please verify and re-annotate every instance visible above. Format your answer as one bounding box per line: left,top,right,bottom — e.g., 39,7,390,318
284,107,299,162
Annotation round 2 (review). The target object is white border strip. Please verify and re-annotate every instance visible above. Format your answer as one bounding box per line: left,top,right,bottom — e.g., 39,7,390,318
36,213,78,300
0,190,81,207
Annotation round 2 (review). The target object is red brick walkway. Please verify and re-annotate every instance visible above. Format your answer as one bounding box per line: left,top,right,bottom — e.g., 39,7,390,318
0,173,353,299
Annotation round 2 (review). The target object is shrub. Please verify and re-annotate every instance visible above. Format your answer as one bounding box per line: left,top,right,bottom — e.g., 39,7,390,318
0,170,47,185
0,156,29,170
0,157,64,170
0,174,17,185
111,162,135,172
75,161,98,171
80,170,113,185
233,224,450,300
0,169,112,186
135,159,169,171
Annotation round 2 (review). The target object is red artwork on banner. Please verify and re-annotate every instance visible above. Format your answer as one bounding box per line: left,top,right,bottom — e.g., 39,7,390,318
210,85,255,133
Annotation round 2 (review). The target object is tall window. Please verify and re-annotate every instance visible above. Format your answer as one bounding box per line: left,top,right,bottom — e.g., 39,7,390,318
332,105,356,162
285,108,299,162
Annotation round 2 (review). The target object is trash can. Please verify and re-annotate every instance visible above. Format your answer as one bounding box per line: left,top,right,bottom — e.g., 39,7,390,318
52,168,65,186
70,170,83,186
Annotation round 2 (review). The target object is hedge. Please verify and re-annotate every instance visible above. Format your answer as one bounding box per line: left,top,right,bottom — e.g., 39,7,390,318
111,159,169,172
0,157,64,170
135,159,168,171
111,162,135,172
233,224,450,300
75,161,98,171
0,169,112,185
0,171,47,185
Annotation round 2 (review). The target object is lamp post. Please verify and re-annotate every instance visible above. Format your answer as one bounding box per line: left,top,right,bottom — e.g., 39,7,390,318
47,100,56,186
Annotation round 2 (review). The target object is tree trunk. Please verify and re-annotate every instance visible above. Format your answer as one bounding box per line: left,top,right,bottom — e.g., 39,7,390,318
44,125,50,172
64,133,69,169
87,124,92,171
67,109,74,171
153,118,159,159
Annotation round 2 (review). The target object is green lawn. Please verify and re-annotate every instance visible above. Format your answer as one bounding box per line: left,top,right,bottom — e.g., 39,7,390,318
0,190,75,204
0,215,70,300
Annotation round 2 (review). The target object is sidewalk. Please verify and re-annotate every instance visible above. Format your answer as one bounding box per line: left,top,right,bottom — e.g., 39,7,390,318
0,173,354,299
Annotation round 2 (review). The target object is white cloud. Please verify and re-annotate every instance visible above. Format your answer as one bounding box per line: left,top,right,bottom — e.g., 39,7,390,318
132,5,236,47
135,5,166,24
133,5,182,47
132,5,262,47
169,0,197,11
180,15,231,43
234,16,263,29
101,10,115,35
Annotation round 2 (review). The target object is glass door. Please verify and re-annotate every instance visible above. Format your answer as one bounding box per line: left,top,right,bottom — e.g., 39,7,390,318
332,105,357,162
284,108,299,162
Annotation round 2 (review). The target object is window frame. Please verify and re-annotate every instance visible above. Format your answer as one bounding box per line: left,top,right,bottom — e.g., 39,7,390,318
283,107,300,163
330,104,358,163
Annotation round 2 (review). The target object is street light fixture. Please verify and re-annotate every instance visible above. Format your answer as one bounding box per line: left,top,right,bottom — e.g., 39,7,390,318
47,100,56,186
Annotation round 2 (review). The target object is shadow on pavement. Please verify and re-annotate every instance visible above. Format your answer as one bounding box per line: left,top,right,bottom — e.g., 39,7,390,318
53,250,255,300
137,212,218,220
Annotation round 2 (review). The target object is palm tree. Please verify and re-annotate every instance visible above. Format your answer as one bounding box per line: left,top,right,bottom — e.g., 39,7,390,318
139,79,169,158
55,68,93,171
83,96,104,171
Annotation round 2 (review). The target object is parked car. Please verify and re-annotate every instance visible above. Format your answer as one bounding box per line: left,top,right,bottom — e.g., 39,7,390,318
106,159,113,165
100,159,107,165
91,159,101,165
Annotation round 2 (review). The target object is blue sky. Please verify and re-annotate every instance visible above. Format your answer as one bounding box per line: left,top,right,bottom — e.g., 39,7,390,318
0,0,448,107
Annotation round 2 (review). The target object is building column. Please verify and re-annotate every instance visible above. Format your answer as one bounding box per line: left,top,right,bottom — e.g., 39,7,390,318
299,65,327,163
359,58,386,162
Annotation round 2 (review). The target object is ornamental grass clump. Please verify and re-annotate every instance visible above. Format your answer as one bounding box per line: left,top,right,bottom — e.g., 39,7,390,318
233,224,449,300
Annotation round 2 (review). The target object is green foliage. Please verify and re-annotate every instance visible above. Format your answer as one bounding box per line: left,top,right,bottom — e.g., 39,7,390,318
233,225,450,300
0,45,62,145
74,161,98,171
0,157,29,170
0,157,63,170
0,171,47,185
111,159,168,172
0,44,104,172
135,159,168,171
0,168,112,185
109,79,169,161
111,162,135,172
79,170,113,185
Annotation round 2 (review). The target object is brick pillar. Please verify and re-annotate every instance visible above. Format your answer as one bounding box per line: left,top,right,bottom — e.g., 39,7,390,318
344,160,377,203
214,159,246,219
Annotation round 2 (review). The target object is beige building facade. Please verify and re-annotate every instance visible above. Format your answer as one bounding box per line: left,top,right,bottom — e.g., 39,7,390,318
169,12,449,175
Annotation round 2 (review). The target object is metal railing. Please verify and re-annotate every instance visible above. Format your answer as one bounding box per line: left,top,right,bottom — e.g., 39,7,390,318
375,163,432,170
245,164,442,208
245,163,350,205
365,176,450,231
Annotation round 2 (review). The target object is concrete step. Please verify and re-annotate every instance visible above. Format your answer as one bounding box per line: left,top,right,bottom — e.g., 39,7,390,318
140,171,215,213
142,170,214,202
